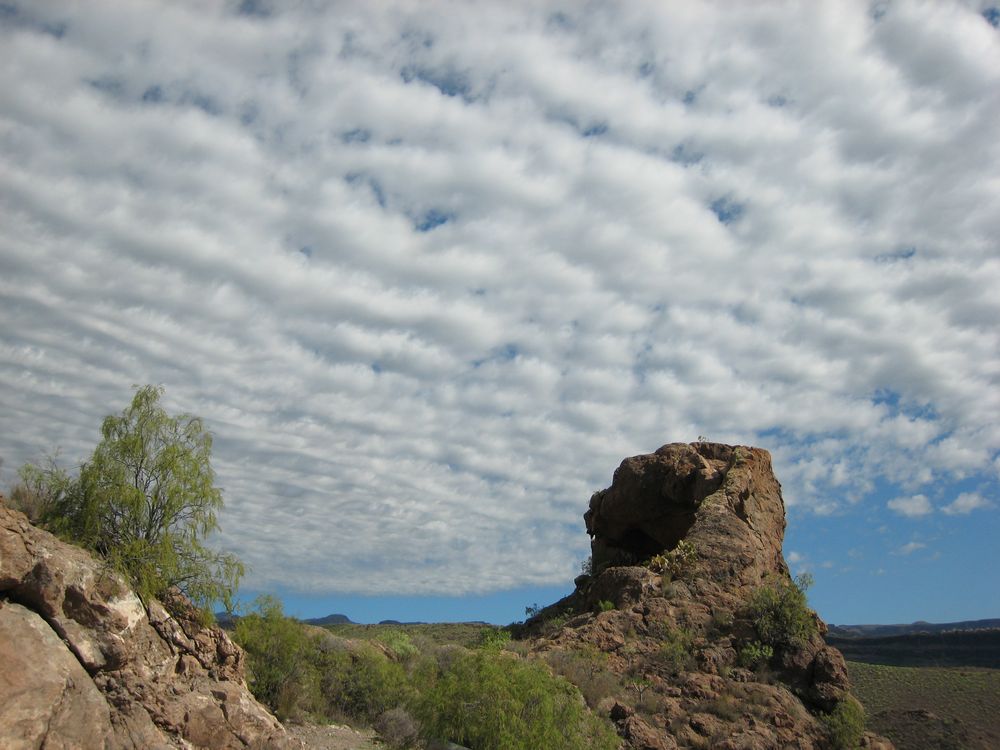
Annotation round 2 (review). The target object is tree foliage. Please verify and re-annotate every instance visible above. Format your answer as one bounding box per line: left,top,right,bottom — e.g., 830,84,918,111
26,385,242,611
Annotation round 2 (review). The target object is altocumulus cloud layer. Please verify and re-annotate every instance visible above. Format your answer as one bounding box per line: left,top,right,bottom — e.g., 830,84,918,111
1,0,998,595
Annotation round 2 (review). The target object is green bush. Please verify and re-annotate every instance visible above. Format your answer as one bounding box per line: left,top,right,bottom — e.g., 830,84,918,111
412,648,619,750
544,646,617,709
736,640,773,669
476,626,512,650
656,625,695,675
321,643,411,723
649,540,698,581
595,599,615,612
378,629,419,661
822,695,865,750
233,596,316,720
745,573,817,648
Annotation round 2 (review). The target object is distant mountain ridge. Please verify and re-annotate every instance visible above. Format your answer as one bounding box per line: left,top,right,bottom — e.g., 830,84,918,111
827,618,1000,638
826,619,1000,669
302,613,354,626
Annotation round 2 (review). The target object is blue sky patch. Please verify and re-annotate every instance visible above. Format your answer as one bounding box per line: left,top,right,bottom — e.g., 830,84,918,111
710,196,744,224
401,65,473,101
341,128,371,144
874,247,916,263
414,208,453,232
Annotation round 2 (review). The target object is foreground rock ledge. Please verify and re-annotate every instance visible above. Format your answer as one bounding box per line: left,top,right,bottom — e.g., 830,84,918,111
527,442,894,749
0,504,300,749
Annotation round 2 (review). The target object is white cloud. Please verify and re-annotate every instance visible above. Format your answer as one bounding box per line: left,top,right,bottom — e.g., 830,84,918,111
1,1,998,595
896,541,927,556
941,492,993,515
887,494,934,518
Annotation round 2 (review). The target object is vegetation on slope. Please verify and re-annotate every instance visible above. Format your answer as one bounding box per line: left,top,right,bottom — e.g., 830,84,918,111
232,598,619,750
848,661,1000,750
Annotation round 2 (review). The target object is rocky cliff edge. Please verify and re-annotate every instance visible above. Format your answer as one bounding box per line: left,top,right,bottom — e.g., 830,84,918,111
0,503,300,749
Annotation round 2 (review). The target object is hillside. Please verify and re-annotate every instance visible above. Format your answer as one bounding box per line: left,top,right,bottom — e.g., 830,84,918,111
848,661,1000,750
828,619,1000,638
827,629,1000,669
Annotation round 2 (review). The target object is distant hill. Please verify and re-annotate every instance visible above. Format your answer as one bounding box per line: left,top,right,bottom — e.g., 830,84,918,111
302,613,354,626
826,619,1000,669
827,618,1000,638
215,612,356,628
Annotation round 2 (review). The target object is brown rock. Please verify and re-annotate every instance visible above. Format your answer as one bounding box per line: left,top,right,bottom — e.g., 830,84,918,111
0,600,114,749
526,442,893,750
622,713,678,750
0,506,300,750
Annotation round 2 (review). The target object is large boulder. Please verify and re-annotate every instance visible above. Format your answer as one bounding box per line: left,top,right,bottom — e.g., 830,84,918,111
585,442,787,589
528,442,891,750
0,505,300,749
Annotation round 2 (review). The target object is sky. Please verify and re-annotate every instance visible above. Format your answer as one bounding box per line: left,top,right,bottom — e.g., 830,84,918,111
1,0,998,627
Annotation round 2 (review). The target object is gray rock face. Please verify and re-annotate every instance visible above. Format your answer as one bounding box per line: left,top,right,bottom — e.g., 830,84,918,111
0,505,300,749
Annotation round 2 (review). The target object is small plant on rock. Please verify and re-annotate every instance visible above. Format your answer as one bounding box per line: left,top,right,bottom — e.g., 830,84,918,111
595,599,615,613
648,539,698,581
736,640,774,670
654,625,695,676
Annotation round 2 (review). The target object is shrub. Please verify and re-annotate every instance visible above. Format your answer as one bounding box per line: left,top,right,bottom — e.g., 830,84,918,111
233,596,315,720
324,643,411,722
412,648,619,750
655,625,695,675
595,599,615,612
476,626,512,650
9,456,75,523
822,696,865,750
649,540,698,580
545,646,617,709
375,706,420,749
736,640,774,670
378,629,419,661
745,573,817,648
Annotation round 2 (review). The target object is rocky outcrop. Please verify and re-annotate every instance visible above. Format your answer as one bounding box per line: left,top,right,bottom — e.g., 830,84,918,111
0,505,300,749
525,442,892,749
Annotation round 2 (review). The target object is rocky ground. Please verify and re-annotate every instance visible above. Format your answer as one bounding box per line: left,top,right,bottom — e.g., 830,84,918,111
286,722,380,750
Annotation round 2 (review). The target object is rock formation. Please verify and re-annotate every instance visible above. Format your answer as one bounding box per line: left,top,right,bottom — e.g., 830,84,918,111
0,504,300,749
525,442,893,749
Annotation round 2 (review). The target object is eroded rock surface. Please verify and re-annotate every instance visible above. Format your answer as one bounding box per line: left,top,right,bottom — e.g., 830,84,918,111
528,442,892,749
0,505,300,749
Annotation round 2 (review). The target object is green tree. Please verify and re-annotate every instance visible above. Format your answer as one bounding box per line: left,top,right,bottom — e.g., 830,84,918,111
40,385,243,610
